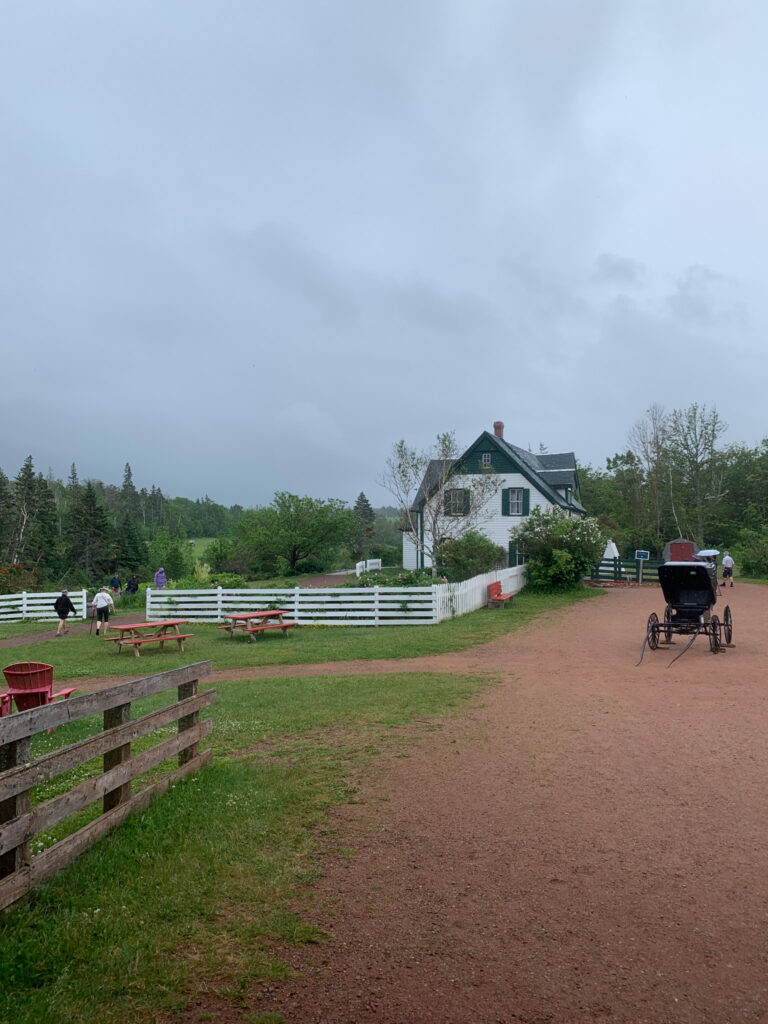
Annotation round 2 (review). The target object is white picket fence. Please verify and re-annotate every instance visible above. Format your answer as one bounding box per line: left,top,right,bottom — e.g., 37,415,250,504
146,566,526,626
0,589,88,623
355,558,383,576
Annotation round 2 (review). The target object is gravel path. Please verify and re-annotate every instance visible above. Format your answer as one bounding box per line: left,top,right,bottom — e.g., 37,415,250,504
247,582,768,1024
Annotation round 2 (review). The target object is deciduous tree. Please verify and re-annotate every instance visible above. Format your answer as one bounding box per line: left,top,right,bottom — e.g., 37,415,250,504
380,432,500,577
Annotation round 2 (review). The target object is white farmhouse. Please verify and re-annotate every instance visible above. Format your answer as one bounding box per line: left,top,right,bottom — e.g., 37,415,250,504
403,420,585,569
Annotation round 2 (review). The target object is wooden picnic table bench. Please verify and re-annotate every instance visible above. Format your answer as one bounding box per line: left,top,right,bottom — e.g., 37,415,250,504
105,619,194,657
218,610,297,640
487,580,514,608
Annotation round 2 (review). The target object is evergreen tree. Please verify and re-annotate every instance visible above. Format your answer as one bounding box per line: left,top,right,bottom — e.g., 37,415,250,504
351,492,376,558
0,468,14,562
63,481,113,579
114,463,147,570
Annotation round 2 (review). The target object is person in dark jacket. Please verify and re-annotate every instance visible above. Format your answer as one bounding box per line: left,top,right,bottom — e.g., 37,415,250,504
54,590,77,636
124,574,139,594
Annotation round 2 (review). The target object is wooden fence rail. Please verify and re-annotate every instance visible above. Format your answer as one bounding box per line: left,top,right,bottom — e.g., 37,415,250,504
589,558,663,583
0,661,215,912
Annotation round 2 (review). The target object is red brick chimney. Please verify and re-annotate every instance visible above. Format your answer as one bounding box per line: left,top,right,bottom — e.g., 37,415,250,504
493,420,504,439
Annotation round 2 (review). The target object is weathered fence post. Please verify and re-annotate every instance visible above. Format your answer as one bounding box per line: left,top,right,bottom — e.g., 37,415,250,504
177,676,199,766
103,703,132,811
217,586,223,622
0,736,32,878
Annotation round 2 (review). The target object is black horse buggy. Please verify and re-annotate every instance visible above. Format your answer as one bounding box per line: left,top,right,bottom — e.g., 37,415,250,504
638,561,733,666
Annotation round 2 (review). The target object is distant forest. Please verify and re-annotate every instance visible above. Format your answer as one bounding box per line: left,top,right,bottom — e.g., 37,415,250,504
0,457,403,593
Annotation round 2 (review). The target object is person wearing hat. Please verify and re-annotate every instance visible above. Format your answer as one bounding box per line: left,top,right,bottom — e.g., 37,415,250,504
92,586,115,636
53,589,77,636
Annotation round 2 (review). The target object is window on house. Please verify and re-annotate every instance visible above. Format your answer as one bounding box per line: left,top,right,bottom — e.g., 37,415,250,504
502,486,530,516
508,543,526,567
482,452,491,468
445,488,470,516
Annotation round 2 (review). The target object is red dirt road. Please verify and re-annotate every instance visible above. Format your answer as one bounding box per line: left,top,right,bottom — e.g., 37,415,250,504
248,583,768,1024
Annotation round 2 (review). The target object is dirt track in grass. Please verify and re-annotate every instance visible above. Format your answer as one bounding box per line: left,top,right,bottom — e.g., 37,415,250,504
174,581,768,1024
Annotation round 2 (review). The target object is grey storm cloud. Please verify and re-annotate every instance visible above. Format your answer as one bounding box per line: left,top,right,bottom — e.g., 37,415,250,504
2,0,768,505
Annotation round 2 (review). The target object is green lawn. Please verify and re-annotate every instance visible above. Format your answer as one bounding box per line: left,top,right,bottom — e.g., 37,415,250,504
1,588,601,681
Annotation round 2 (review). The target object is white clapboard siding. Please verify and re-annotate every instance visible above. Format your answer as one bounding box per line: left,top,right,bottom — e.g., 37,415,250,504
0,589,88,623
145,566,526,626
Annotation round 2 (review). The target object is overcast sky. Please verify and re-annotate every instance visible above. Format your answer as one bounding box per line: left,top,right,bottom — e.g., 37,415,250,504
2,1,766,508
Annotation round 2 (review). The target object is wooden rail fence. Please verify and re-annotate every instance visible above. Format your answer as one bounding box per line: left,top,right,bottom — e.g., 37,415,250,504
589,558,663,583
0,661,215,912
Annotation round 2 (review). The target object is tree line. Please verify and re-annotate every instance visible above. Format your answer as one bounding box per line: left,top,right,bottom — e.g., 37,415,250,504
0,457,244,593
580,403,768,572
0,456,404,593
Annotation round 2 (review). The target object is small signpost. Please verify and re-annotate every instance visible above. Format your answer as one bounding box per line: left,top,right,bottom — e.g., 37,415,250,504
635,549,650,585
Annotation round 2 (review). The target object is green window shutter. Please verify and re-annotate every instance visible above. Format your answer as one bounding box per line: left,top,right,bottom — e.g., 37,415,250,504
508,542,517,567
522,489,530,515
501,489,509,516
462,489,470,515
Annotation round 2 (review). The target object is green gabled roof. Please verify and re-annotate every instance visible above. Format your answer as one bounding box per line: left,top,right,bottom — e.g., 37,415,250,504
459,431,583,513
410,430,585,515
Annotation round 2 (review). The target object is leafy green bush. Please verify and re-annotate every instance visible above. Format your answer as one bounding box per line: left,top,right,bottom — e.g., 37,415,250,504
350,568,441,588
0,563,37,595
734,528,768,577
438,531,505,581
511,507,607,592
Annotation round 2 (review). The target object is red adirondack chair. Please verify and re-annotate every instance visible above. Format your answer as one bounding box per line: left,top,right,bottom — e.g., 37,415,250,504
1,662,75,714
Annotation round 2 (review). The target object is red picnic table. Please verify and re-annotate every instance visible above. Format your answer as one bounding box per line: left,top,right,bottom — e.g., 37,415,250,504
216,610,297,640
104,619,194,657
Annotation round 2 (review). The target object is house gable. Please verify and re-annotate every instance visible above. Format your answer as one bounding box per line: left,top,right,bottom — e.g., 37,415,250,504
457,432,580,511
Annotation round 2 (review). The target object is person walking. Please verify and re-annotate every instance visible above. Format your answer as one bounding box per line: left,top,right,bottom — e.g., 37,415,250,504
722,551,735,587
93,586,115,636
53,589,77,636
154,567,167,589
110,572,122,598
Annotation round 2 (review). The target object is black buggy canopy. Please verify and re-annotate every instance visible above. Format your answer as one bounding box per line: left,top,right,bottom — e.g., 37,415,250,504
657,561,718,616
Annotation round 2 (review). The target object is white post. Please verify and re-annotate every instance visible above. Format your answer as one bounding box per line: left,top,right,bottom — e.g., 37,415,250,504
432,584,438,623
294,586,300,622
374,585,380,627
217,586,223,622
146,586,152,619
81,588,87,618
22,591,28,619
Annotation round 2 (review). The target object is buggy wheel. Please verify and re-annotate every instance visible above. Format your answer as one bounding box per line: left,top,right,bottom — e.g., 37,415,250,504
647,612,659,651
663,603,673,643
723,605,733,645
709,615,722,653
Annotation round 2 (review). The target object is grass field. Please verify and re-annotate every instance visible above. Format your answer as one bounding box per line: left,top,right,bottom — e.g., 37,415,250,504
1,587,602,1024
0,589,600,680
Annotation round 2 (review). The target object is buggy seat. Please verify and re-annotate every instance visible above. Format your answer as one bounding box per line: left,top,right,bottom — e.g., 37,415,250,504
658,562,718,623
